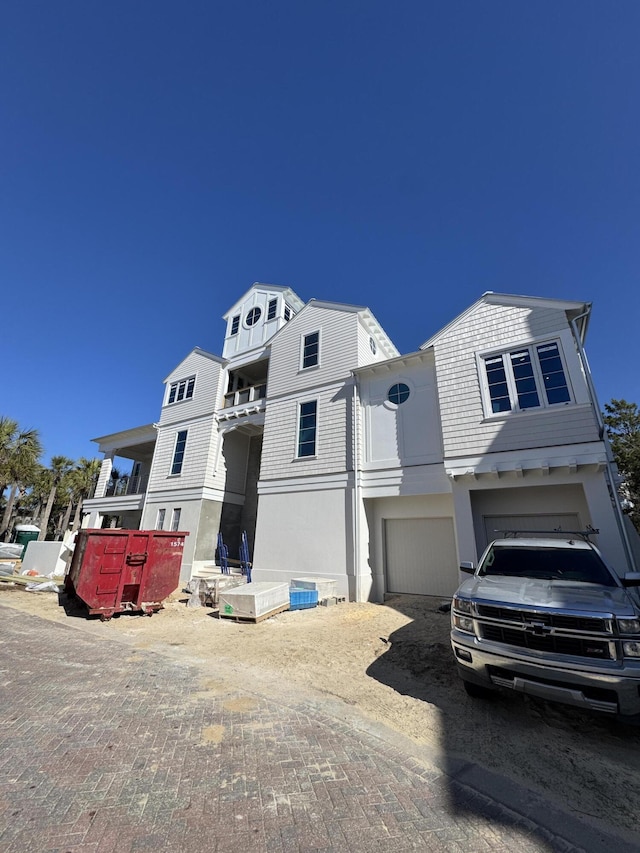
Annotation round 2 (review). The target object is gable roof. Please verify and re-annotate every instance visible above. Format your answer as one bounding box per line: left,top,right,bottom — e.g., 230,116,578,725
222,282,305,320
162,347,225,383
420,292,592,351
269,298,399,359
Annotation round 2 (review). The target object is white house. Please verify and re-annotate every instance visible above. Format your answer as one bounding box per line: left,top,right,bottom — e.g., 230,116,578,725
83,284,635,600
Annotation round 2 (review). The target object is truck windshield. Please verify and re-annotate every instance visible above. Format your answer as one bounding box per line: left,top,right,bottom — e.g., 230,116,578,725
479,546,617,586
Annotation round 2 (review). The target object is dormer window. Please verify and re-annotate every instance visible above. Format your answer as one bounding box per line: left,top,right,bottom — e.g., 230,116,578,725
267,299,278,320
230,315,240,335
168,377,195,404
284,305,292,321
245,307,261,327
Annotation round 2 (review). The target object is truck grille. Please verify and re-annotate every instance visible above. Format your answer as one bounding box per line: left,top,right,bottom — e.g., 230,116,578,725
480,624,615,660
476,604,609,634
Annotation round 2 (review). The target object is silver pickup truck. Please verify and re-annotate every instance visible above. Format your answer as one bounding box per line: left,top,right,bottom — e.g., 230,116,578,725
451,532,640,721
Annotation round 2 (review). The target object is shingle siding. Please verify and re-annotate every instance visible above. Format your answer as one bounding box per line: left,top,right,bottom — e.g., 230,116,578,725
148,415,217,491
160,351,224,425
433,303,599,458
267,306,359,399
260,384,351,480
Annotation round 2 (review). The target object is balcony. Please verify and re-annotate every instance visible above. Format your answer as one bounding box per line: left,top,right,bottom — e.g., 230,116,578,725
223,383,267,408
104,474,149,497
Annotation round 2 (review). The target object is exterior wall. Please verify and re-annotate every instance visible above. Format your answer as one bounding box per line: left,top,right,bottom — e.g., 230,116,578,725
217,430,250,495
160,351,224,424
260,383,353,480
252,485,352,598
432,303,600,459
359,357,443,470
469,481,591,552
267,306,359,399
222,286,301,360
365,494,456,602
356,319,390,367
148,415,217,493
448,469,629,576
141,497,204,583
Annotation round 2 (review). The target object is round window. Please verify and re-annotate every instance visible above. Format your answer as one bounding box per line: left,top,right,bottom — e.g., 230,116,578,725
387,383,410,405
245,307,262,327
369,336,377,355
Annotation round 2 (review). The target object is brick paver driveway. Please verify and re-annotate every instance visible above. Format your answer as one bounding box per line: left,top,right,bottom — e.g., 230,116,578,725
0,604,634,852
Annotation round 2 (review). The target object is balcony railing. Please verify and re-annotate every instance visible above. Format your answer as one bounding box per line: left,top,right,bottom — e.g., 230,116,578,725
223,383,267,409
104,475,148,497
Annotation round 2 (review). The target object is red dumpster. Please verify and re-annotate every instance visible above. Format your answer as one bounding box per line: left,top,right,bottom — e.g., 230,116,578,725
65,529,188,620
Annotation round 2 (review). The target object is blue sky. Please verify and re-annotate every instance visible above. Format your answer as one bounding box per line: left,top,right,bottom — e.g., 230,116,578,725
2,1,639,466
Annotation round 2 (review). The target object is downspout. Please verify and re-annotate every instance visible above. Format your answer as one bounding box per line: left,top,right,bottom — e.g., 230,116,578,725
352,374,361,602
570,308,636,572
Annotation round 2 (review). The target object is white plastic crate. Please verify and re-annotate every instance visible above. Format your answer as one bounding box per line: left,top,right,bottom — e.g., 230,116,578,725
291,576,337,600
219,582,290,620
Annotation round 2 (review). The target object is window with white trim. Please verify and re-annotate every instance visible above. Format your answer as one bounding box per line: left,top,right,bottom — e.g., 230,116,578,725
230,315,240,335
482,341,571,414
302,331,320,369
284,305,292,321
168,377,195,404
267,298,278,320
387,383,410,405
156,508,166,530
171,508,182,531
245,306,261,326
171,430,188,475
297,400,317,458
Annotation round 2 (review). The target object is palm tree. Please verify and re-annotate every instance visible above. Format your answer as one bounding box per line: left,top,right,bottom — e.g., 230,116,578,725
0,417,43,540
38,456,74,540
69,458,101,532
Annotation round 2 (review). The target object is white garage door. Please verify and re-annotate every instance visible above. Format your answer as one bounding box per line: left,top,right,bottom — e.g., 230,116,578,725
384,517,458,597
483,513,581,550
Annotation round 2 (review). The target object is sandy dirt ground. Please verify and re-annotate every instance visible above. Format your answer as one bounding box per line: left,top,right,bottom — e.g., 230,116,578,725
2,583,640,841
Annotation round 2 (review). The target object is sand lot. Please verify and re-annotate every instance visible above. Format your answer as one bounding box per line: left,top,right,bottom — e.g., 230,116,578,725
2,584,640,842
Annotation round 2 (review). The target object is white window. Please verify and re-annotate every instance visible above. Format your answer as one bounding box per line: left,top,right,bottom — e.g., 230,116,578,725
171,430,188,475
168,377,195,404
481,341,572,415
267,298,278,320
230,315,240,335
284,305,292,321
297,400,317,458
156,508,166,530
171,508,182,531
301,331,320,369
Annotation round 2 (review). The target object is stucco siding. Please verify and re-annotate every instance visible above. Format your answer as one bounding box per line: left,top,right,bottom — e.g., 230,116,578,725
216,430,250,496
252,488,350,596
433,303,599,457
359,357,443,468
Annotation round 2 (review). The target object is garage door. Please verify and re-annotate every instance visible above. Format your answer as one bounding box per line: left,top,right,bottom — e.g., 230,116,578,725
384,517,458,597
482,513,581,550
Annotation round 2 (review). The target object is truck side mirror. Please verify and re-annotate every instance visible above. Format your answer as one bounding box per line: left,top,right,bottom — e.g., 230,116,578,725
460,561,475,575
